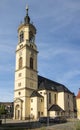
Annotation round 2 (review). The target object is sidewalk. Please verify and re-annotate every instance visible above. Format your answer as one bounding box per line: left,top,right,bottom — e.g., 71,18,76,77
1,118,80,130
2,118,35,124
33,121,80,130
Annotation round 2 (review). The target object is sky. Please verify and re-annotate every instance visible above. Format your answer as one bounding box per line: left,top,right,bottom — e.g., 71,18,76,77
0,0,80,102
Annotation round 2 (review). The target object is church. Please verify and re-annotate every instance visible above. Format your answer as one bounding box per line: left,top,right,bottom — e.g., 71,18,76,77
14,6,77,120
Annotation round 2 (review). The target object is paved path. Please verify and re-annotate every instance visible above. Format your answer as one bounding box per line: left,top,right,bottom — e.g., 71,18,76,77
1,118,80,130
32,120,80,130
46,122,76,130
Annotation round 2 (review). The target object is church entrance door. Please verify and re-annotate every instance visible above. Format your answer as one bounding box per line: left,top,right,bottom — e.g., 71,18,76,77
15,105,20,120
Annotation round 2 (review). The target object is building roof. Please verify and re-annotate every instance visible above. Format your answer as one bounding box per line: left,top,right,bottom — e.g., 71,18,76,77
30,90,43,98
48,104,64,112
0,102,13,105
38,75,72,93
76,89,80,99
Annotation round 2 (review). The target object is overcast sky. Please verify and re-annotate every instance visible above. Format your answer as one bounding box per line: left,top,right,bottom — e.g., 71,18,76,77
0,0,80,102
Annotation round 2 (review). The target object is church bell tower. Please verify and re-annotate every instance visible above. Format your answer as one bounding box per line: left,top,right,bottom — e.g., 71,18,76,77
14,6,38,120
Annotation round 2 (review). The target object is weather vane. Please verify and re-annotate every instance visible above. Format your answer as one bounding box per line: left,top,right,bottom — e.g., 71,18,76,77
26,4,29,15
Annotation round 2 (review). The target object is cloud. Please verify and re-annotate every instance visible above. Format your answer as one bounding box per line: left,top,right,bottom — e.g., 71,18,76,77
0,0,80,101
0,44,14,53
0,88,13,102
0,64,14,73
38,42,80,61
58,70,80,82
0,79,14,102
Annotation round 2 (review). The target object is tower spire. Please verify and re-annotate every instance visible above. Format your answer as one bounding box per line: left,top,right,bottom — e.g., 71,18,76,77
26,5,29,16
24,4,30,24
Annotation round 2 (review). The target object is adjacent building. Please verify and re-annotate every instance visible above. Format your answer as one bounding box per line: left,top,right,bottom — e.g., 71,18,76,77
0,102,13,118
14,6,77,120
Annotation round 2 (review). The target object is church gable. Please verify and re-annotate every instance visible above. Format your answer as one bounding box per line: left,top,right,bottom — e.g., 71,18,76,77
48,104,64,112
30,90,43,98
14,98,23,103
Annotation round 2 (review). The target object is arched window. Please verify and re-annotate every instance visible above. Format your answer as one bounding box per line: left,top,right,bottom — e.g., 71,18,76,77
30,57,33,69
49,93,51,104
19,31,24,43
19,57,23,69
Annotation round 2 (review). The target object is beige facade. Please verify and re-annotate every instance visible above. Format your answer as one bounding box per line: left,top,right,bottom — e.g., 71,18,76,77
76,89,80,119
14,6,77,120
76,99,80,119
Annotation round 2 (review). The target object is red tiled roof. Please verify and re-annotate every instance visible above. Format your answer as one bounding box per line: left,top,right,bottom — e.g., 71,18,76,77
76,89,80,99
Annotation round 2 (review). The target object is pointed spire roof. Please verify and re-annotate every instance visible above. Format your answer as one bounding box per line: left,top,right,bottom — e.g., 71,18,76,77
76,88,80,99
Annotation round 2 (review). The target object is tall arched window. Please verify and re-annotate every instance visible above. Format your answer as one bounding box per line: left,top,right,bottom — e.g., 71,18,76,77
30,57,33,69
19,31,24,43
19,57,23,69
49,93,51,104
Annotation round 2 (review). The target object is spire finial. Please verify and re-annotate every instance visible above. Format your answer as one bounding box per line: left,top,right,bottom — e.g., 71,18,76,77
24,4,30,24
26,5,29,16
